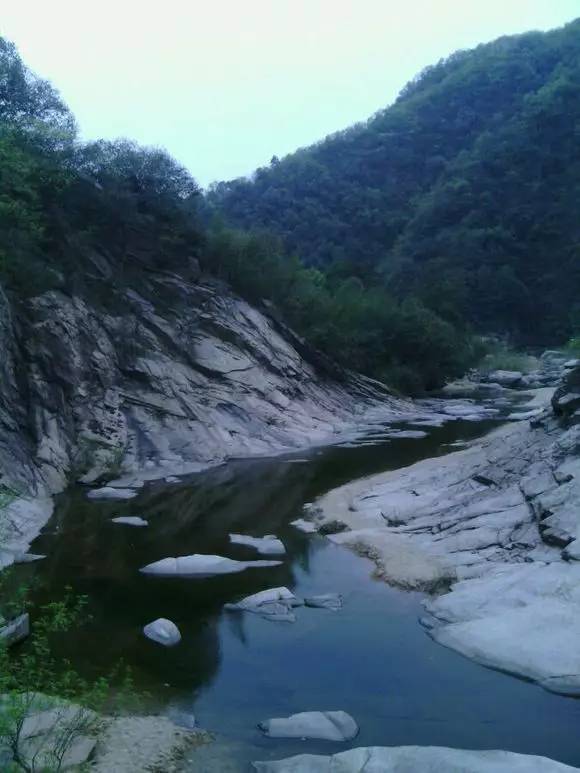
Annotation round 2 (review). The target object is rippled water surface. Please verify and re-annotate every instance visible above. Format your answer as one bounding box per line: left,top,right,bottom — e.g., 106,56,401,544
21,410,580,770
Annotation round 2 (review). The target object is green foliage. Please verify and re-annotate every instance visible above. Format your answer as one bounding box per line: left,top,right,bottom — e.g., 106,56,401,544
210,19,580,346
477,342,538,375
0,583,141,771
203,224,478,391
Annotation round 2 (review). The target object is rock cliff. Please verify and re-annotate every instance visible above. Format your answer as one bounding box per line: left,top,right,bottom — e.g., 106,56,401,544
0,265,401,561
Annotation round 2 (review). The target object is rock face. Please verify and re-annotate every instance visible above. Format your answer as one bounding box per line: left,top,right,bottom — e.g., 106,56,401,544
0,272,405,565
313,374,580,693
140,553,282,577
258,711,359,741
0,276,397,499
252,746,577,772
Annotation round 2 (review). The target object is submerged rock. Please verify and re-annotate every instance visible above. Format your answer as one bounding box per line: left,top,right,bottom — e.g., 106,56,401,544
143,618,181,646
111,516,148,527
140,554,282,577
258,711,358,741
304,594,343,611
252,746,577,772
229,533,286,555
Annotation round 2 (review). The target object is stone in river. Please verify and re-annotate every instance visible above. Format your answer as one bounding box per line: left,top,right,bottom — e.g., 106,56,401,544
87,486,138,500
229,533,286,555
143,618,181,646
112,516,148,526
258,711,358,741
225,587,301,622
140,553,282,577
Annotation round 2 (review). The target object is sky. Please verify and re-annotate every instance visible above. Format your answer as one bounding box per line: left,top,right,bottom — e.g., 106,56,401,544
2,1,579,187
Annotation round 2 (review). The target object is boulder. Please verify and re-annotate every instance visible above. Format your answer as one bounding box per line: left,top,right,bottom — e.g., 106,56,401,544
111,516,148,527
229,533,286,555
143,618,181,646
252,746,577,772
258,711,358,741
140,553,282,577
225,587,302,622
486,370,523,387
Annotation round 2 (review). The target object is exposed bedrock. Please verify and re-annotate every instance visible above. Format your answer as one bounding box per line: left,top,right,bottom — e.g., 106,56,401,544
312,366,580,692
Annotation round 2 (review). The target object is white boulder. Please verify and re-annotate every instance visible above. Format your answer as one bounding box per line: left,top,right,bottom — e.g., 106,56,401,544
258,711,358,741
225,587,301,622
143,618,181,647
140,554,282,577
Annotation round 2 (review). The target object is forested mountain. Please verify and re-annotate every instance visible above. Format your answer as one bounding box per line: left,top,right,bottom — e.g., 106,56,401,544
0,37,479,393
210,18,580,344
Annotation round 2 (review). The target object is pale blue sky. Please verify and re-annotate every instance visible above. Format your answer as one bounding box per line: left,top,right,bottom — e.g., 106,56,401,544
3,1,579,187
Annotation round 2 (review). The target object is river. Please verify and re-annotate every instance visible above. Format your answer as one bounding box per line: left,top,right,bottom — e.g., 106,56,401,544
17,402,580,770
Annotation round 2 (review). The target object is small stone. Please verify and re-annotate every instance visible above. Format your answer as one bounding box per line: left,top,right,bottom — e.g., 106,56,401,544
143,618,181,646
111,516,148,527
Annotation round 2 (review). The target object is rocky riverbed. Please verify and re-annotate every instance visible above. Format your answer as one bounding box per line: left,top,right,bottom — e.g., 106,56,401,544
308,362,580,698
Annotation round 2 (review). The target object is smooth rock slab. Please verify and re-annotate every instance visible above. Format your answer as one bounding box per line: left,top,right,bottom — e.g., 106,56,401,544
258,711,358,741
252,746,577,772
87,486,138,500
111,516,148,527
225,587,301,622
143,618,181,646
426,563,580,693
304,594,343,611
140,553,282,577
229,533,286,555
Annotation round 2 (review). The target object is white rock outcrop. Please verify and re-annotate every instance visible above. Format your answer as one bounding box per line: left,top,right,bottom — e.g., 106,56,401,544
312,380,580,693
252,746,576,772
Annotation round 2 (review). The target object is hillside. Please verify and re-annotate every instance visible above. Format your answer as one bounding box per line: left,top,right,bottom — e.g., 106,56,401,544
210,18,580,344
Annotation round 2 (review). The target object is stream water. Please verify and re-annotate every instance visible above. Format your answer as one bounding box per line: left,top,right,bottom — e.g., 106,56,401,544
17,405,580,770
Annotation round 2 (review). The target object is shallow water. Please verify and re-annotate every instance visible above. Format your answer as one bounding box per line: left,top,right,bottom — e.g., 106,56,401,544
21,409,580,770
